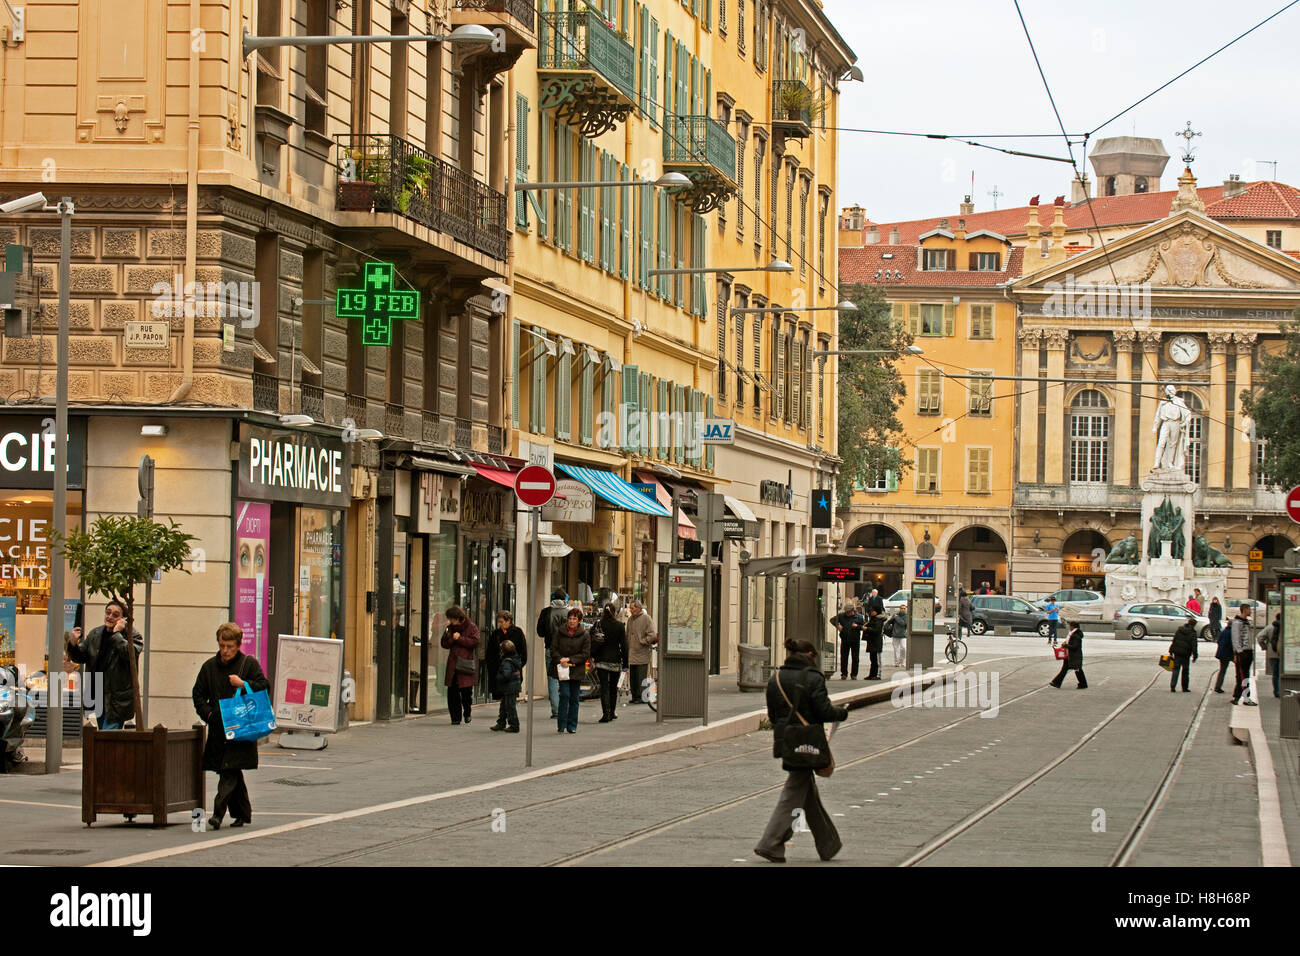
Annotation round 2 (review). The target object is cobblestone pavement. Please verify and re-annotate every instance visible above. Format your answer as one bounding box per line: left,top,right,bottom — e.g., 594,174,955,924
3,637,1281,867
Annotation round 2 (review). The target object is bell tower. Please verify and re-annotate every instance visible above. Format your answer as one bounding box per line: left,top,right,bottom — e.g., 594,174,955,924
1088,137,1171,197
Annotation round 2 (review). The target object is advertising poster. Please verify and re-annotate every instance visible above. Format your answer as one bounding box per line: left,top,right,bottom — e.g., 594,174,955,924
666,566,705,657
1283,586,1300,678
0,596,15,668
233,501,271,666
273,634,342,733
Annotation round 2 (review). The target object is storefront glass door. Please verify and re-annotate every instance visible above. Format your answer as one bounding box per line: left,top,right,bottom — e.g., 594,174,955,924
295,507,344,641
389,517,409,717
426,524,458,708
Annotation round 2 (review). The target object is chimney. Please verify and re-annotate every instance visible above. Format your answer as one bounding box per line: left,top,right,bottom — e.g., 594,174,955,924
841,204,866,231
1051,197,1066,240
1222,174,1248,198
888,227,901,244
1071,173,1092,204
959,195,975,216
864,225,880,244
938,218,950,231
1025,196,1041,241
954,218,966,241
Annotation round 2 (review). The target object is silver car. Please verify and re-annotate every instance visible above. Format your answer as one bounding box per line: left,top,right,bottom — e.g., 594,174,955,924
1113,601,1212,641
1034,589,1106,621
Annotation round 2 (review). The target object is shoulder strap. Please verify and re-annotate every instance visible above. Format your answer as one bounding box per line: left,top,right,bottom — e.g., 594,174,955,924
774,672,810,726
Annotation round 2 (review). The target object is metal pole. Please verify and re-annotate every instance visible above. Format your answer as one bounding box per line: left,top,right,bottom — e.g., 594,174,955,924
44,198,71,774
661,488,678,726
702,517,710,729
525,505,538,768
138,455,154,727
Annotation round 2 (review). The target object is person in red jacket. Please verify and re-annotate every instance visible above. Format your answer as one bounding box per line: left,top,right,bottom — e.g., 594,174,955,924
441,606,480,725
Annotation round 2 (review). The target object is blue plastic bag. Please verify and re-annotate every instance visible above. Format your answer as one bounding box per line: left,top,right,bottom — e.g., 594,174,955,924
219,683,277,742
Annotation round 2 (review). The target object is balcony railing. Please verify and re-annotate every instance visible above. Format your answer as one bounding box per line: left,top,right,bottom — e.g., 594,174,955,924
454,0,535,33
253,372,279,413
488,424,504,455
772,79,814,136
423,410,442,444
538,12,636,101
385,403,406,439
345,393,368,429
300,383,324,421
335,133,508,261
455,417,472,450
664,115,737,183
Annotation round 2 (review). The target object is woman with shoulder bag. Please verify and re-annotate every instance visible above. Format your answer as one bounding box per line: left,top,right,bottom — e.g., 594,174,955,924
551,608,591,734
592,602,628,722
441,606,480,725
754,637,849,863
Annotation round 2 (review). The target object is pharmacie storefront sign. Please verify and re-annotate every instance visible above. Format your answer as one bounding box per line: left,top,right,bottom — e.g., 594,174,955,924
0,415,87,490
238,424,351,507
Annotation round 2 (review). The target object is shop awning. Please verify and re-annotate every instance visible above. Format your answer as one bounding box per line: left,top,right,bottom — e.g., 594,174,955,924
724,495,759,523
635,471,696,540
524,527,574,557
555,463,671,517
408,456,478,477
472,464,518,489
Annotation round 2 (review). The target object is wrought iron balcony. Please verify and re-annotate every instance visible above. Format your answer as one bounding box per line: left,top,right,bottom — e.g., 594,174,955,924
537,11,636,137
663,114,738,213
488,424,504,455
345,393,368,429
453,0,535,39
772,79,815,139
385,403,406,439
422,410,443,444
455,417,473,450
253,372,279,413
300,383,324,421
335,133,508,261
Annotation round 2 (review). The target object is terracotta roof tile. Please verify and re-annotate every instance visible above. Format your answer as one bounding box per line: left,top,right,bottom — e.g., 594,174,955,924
1204,181,1300,219
839,244,1025,288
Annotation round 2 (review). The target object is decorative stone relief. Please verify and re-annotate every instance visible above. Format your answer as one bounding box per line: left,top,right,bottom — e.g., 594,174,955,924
1156,223,1214,287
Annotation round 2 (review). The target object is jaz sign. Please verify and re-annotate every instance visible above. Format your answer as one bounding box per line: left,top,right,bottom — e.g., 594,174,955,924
698,418,735,444
238,423,351,508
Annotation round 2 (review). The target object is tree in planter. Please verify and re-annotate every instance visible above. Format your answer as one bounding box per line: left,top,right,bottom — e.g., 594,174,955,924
53,516,196,730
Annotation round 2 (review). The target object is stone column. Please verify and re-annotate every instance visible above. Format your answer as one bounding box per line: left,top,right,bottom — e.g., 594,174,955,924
1137,331,1163,474
1207,332,1231,489
1043,328,1069,484
1017,327,1043,485
1113,330,1136,487
1233,332,1257,489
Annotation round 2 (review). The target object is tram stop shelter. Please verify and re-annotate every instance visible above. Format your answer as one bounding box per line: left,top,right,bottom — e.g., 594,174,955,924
737,552,883,690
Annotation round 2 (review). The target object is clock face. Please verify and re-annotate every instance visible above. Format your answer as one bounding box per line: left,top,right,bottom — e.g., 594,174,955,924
1169,334,1201,366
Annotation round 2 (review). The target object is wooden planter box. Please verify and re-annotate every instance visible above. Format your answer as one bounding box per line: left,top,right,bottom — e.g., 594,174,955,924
337,180,376,211
82,724,205,828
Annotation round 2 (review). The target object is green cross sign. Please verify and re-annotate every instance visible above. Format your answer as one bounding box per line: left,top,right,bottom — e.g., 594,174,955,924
335,261,420,347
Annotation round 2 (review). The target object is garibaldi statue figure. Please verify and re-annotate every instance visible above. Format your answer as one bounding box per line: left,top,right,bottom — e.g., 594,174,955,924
1153,385,1193,473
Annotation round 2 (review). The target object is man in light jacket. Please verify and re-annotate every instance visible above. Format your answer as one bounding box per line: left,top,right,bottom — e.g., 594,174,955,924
625,599,658,704
1230,604,1256,706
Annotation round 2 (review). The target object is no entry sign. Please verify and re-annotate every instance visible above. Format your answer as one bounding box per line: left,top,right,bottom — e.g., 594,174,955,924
515,465,556,507
1287,486,1300,524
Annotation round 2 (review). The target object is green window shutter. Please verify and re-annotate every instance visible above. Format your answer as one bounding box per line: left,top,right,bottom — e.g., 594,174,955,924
656,379,668,457
689,390,700,465
705,395,715,469
648,17,659,129
673,204,684,307
555,128,570,251
598,152,610,271
555,349,572,440
515,94,530,228
538,0,552,68
640,371,651,454
657,192,669,299
586,143,598,264
622,363,639,451
674,385,686,462
602,363,617,418
638,179,651,289
531,327,548,435
620,164,631,279
638,6,650,116
511,319,521,428
536,111,550,239
580,357,594,445
907,302,920,336
887,469,898,493
677,44,689,116
664,30,674,130
775,331,785,419
578,141,591,263
943,303,955,337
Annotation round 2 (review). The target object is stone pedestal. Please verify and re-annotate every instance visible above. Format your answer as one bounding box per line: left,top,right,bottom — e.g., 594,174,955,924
1139,468,1197,577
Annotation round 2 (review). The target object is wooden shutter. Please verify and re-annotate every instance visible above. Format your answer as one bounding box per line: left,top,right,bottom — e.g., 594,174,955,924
537,110,550,239
648,16,659,128
514,94,530,228
638,5,650,115
657,379,668,457
511,319,520,428
775,330,785,419
580,356,594,444
943,303,955,337
716,285,727,401
639,179,652,288
677,43,689,117
531,327,547,434
886,468,898,493
674,384,686,462
664,30,674,128
705,395,715,469
804,339,813,429
580,140,594,263
555,348,572,440
598,151,610,271
620,164,631,278
622,363,639,451
657,192,669,299
556,127,571,251
673,204,685,307
907,302,920,336
640,371,651,454
791,337,802,426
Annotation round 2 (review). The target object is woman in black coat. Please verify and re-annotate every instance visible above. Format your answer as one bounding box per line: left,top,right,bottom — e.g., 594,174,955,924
1049,620,1087,689
484,610,527,705
591,603,628,723
755,638,848,863
192,622,270,829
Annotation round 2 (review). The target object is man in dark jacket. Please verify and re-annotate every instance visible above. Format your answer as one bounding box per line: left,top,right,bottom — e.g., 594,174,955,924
538,589,569,719
958,589,973,640
1049,621,1087,689
66,601,142,729
1168,616,1199,693
192,622,270,830
863,590,885,679
591,603,628,722
833,603,864,680
754,638,849,863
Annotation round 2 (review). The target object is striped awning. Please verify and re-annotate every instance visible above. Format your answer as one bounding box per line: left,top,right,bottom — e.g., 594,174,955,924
635,471,697,540
555,464,671,517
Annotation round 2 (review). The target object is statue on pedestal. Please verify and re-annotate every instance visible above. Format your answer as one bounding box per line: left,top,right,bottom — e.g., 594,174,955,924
1147,497,1186,560
1153,385,1192,473
1105,534,1140,565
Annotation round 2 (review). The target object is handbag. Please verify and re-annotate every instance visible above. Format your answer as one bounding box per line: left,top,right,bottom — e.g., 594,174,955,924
454,654,477,676
1053,644,1068,661
594,661,621,672
1158,654,1175,671
219,678,277,742
774,672,834,777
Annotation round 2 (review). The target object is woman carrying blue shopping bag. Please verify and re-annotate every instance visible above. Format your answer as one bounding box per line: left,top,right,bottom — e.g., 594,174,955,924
192,622,270,830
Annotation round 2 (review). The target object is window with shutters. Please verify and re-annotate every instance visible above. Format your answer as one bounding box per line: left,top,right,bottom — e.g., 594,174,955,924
536,109,550,240
817,189,830,290
773,324,785,420
803,330,812,429
717,281,729,401
676,385,687,462
968,371,993,416
917,303,954,336
656,378,668,457
916,447,940,493
753,136,765,249
598,152,611,271
657,192,670,300
769,152,781,257
784,162,795,262
622,364,640,451
638,6,650,116
579,140,595,264
620,164,631,278
922,249,952,270
738,0,746,54
1267,230,1282,249
514,95,530,229
966,447,992,494
555,346,572,440
817,341,825,439
752,311,763,409
736,122,747,237
530,327,549,434
705,395,715,470
673,204,686,307
555,125,573,252
664,30,675,135
735,300,746,408
601,360,617,428
969,304,994,339
971,251,1000,271
640,371,651,454
511,320,521,428
917,369,942,415
579,356,595,445
304,0,328,133
638,181,652,289
648,15,659,129
791,336,802,427
692,216,707,317
798,176,810,276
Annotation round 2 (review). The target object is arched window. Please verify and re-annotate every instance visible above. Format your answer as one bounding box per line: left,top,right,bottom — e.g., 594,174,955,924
1070,389,1109,484
1134,176,1148,194
1105,176,1117,196
1177,391,1203,485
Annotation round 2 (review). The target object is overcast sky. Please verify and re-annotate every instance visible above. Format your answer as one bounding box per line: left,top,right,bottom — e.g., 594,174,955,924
823,0,1298,225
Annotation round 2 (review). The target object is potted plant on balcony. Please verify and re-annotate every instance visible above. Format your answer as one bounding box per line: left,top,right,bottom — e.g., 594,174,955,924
338,147,386,211
53,515,203,827
776,82,825,126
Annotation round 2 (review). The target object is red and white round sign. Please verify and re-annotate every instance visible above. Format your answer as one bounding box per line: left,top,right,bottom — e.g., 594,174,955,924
1287,486,1300,524
514,465,556,507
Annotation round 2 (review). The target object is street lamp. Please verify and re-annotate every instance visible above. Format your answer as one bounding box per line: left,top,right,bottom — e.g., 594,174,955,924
242,23,495,59
514,172,691,190
3,191,71,773
649,258,792,277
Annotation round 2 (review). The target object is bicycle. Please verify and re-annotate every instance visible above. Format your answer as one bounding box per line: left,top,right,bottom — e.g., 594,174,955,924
943,624,968,664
